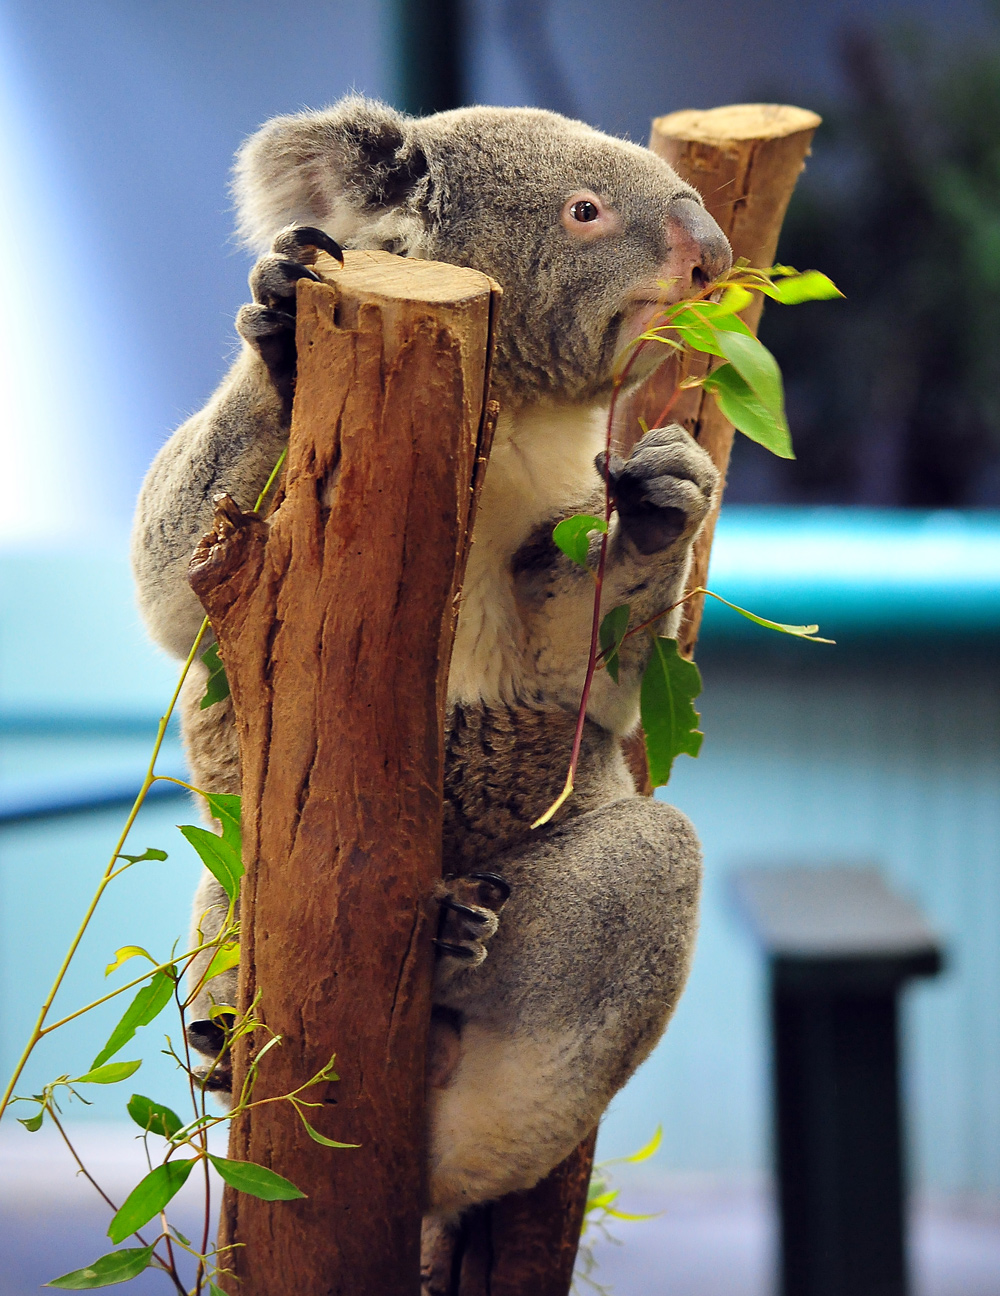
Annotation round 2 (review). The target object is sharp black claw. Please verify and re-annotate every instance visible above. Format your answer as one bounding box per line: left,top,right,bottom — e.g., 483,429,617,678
440,898,488,923
465,871,512,903
434,939,479,960
273,225,345,265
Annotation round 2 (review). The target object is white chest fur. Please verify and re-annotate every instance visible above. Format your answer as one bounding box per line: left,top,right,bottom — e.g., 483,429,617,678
447,402,606,707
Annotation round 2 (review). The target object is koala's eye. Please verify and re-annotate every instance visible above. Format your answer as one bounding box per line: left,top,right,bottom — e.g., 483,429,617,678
561,191,621,240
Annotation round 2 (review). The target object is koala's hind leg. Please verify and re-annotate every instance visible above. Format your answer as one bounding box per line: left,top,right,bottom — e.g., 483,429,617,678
426,795,701,1215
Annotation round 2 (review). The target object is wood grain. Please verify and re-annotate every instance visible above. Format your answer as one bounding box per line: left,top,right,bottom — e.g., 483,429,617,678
190,251,499,1296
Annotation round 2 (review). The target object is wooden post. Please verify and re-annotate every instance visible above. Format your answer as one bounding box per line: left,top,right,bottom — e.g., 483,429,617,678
451,104,822,1295
631,103,822,658
189,250,499,1296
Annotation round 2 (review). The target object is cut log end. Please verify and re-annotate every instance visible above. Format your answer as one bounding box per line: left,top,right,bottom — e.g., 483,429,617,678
653,103,822,144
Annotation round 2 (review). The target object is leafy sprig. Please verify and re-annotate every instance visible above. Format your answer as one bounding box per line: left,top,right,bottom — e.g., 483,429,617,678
535,264,839,825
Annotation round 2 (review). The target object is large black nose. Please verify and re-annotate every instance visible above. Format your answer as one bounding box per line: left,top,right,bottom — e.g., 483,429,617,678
664,197,732,294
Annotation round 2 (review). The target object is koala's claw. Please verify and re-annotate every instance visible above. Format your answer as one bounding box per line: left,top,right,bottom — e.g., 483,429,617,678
434,938,482,961
239,227,342,412
598,424,718,556
434,872,510,968
271,225,344,265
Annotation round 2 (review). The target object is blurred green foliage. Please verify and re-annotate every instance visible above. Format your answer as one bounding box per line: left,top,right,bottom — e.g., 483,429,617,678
742,8,1000,505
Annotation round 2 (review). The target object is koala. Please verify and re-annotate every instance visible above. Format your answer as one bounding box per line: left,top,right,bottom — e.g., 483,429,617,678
131,97,728,1228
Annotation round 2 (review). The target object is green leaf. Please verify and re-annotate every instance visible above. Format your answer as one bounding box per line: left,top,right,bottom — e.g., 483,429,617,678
640,637,703,787
702,364,794,459
204,941,241,982
552,514,608,568
598,604,631,684
19,1108,45,1132
200,642,230,710
127,1094,183,1140
73,1060,142,1086
295,1110,360,1149
625,1125,662,1163
179,824,243,905
115,848,168,866
209,1285,227,1296
703,590,834,642
663,302,755,356
91,969,176,1070
714,328,784,419
107,1159,197,1243
205,793,242,856
104,946,155,978
207,1154,306,1201
46,1247,155,1288
758,269,843,304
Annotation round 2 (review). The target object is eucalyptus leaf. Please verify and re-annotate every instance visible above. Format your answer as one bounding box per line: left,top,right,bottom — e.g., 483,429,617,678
552,514,608,568
205,793,242,856
115,848,167,866
598,604,630,684
204,941,240,982
295,1110,360,1149
625,1125,662,1163
199,642,230,710
18,1109,44,1132
207,1154,306,1201
713,328,784,419
758,269,843,304
107,1159,197,1243
46,1246,155,1288
73,1061,142,1086
701,364,794,459
127,1094,183,1140
104,946,155,978
640,638,703,787
91,969,176,1070
179,824,243,905
703,590,834,642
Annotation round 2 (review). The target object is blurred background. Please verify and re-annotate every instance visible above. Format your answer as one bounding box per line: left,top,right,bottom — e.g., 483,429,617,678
1,1,998,1293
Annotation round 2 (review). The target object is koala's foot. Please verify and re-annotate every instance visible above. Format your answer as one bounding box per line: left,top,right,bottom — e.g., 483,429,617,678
235,225,343,414
598,424,718,555
185,1015,234,1098
434,871,511,967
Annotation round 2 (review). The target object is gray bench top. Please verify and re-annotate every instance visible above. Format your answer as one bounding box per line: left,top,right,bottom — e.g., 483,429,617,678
731,867,940,960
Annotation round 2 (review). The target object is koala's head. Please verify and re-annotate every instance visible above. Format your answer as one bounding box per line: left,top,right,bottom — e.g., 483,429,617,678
234,96,731,406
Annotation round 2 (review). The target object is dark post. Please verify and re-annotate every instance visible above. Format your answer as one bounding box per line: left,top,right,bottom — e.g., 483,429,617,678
393,0,464,114
732,868,943,1296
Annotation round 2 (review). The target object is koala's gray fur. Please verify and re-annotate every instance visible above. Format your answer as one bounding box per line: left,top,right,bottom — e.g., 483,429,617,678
131,96,728,1224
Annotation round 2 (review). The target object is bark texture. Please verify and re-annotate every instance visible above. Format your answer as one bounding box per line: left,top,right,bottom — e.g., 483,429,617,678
190,249,499,1296
461,104,821,1289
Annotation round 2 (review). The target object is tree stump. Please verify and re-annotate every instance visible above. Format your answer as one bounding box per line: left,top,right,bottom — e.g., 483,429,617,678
453,104,822,1295
189,250,499,1296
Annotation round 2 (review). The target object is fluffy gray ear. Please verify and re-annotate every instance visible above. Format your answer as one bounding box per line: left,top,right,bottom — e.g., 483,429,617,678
232,96,427,250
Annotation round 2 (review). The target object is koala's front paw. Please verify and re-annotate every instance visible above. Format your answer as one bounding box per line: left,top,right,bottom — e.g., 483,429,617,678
598,424,718,556
434,871,511,967
236,225,343,414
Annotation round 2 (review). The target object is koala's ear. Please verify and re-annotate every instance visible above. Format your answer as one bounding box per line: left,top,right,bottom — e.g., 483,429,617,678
233,96,428,250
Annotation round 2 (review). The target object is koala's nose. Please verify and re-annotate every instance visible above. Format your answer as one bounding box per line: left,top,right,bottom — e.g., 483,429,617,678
662,197,732,297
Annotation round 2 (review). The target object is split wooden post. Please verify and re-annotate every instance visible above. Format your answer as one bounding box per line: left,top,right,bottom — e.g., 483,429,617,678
449,104,822,1296
189,250,499,1296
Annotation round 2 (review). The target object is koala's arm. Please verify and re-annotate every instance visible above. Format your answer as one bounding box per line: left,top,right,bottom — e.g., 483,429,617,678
130,349,287,659
513,425,718,733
